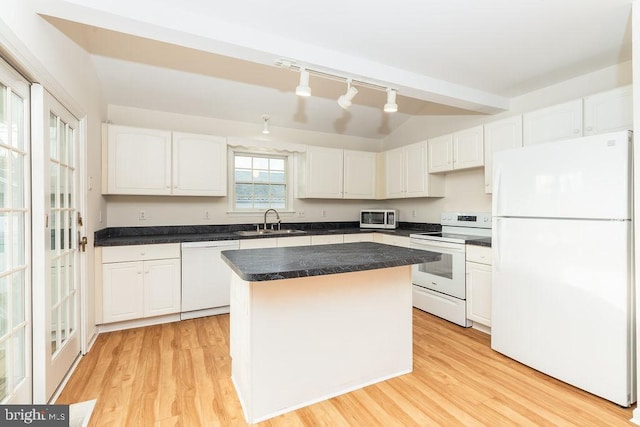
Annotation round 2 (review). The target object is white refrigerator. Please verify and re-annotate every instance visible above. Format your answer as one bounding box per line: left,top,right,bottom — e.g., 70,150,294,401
492,130,636,407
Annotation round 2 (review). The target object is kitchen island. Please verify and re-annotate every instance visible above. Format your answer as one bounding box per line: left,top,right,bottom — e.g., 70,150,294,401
221,242,438,424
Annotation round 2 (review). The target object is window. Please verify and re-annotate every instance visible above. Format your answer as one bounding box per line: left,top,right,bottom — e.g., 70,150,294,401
232,152,288,210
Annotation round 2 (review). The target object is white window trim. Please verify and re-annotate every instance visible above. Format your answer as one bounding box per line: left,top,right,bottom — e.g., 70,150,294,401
227,147,295,214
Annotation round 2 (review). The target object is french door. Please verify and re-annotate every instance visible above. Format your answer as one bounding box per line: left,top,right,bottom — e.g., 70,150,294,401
0,58,31,403
32,85,81,402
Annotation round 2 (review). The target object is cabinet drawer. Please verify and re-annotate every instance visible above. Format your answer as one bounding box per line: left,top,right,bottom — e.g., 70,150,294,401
466,245,492,265
102,243,181,263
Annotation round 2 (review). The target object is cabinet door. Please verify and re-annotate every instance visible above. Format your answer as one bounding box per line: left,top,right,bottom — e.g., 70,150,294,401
405,142,429,197
239,238,278,249
106,124,172,195
453,125,483,170
384,148,405,198
483,116,523,194
377,234,410,248
343,150,376,199
102,261,144,323
311,234,344,245
343,233,375,243
466,261,492,326
277,236,312,247
427,134,453,173
143,258,181,317
172,132,227,196
583,85,633,136
304,147,343,198
523,99,582,146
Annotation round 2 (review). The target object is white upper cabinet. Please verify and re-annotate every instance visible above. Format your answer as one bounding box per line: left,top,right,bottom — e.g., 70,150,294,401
385,141,444,199
105,124,172,195
297,146,344,198
453,126,484,170
172,132,227,196
297,147,377,199
583,85,633,136
522,99,583,146
426,134,452,173
103,124,228,196
483,115,523,194
384,147,405,198
343,150,376,199
428,126,484,173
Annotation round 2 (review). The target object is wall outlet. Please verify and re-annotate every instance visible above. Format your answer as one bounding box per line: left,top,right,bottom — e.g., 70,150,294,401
98,210,102,223
297,211,305,217
321,210,327,218
412,210,417,218
138,210,147,220
204,211,210,220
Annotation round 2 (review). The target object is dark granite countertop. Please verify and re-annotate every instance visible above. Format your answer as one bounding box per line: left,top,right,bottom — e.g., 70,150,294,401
465,237,491,247
221,242,441,281
94,221,443,247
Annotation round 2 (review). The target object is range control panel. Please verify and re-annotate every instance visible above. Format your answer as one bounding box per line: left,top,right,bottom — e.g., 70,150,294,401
440,212,492,228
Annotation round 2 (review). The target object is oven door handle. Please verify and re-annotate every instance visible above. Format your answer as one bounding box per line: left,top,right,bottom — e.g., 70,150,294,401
410,239,465,253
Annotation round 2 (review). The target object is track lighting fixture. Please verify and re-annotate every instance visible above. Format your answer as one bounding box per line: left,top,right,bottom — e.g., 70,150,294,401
262,115,270,134
275,59,399,113
337,79,358,110
384,88,398,113
295,68,311,97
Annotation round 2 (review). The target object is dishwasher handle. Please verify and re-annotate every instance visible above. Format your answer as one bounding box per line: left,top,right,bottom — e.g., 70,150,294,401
181,240,240,249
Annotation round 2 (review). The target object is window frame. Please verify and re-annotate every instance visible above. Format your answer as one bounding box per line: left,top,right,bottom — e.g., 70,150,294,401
227,149,295,213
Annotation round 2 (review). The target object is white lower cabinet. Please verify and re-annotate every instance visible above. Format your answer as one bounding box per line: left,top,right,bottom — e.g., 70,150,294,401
277,236,312,247
465,245,492,330
343,233,375,243
375,233,410,247
101,244,181,324
311,234,344,245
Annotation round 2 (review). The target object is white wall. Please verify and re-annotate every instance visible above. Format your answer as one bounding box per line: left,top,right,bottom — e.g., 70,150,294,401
0,1,105,349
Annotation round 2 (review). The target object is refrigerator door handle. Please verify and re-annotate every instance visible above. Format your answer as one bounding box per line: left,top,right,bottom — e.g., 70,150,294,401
493,166,502,215
494,218,501,273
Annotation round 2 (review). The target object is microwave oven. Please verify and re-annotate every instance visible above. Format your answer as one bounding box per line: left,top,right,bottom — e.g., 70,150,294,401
360,209,398,229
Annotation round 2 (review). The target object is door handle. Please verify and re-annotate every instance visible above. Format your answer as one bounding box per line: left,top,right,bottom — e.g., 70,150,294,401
78,233,88,252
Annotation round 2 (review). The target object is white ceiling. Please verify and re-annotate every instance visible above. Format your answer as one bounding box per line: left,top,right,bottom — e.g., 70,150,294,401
36,0,632,139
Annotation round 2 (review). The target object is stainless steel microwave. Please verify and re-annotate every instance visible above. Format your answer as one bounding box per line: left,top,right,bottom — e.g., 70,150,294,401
360,209,398,229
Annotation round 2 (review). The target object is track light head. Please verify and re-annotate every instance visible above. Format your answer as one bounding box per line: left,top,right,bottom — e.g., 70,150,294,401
384,88,398,113
262,115,270,134
295,68,311,97
337,80,358,109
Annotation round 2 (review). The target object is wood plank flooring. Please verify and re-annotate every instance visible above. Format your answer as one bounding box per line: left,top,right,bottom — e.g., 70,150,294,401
56,309,636,426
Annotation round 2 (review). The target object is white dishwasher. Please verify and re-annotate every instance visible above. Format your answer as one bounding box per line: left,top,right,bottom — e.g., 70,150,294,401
181,240,240,320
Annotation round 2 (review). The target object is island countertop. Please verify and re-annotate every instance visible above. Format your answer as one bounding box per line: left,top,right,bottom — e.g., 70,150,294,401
221,241,439,282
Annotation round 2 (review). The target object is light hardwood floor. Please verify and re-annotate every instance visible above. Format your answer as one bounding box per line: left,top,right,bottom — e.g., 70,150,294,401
57,309,635,426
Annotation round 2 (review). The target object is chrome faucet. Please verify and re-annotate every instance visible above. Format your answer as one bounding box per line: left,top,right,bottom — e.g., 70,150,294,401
263,208,281,231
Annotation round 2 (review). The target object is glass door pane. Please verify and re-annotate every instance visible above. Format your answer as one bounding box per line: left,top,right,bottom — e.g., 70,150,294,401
0,59,31,404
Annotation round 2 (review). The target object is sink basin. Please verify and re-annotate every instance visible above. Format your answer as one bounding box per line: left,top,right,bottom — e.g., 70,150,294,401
236,229,307,236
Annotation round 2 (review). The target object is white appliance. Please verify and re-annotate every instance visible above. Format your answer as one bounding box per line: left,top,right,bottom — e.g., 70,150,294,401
410,212,491,327
181,240,240,320
492,130,635,407
360,209,398,229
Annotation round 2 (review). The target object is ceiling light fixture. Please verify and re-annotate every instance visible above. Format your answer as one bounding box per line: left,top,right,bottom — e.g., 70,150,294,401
337,79,358,109
275,59,399,113
262,115,270,134
384,88,398,113
295,67,311,97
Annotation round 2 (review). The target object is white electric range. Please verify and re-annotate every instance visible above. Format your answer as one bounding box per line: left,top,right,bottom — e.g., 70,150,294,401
409,212,491,327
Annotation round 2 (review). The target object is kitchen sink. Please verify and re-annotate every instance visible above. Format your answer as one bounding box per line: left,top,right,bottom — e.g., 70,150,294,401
235,229,307,236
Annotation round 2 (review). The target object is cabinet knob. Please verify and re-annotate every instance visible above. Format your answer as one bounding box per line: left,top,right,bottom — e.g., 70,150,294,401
585,126,593,132
573,129,580,134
